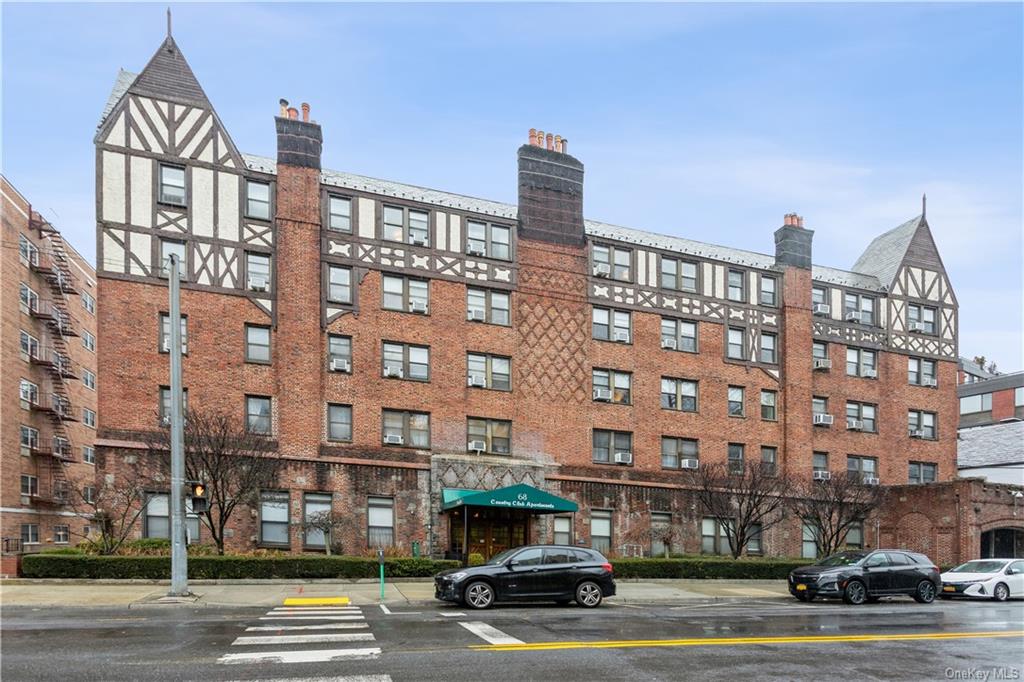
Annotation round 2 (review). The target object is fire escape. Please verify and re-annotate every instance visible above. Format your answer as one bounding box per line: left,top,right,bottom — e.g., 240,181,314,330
27,210,80,507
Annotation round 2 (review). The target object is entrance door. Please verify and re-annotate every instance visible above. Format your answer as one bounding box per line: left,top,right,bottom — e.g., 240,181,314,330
450,507,530,560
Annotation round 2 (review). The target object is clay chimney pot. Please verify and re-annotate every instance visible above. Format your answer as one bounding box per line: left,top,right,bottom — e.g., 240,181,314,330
301,103,310,123
529,128,538,146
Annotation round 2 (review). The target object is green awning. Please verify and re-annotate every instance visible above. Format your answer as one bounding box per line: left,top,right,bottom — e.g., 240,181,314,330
441,483,578,514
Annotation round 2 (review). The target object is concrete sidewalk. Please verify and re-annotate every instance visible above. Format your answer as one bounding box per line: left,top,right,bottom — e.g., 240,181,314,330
0,579,789,608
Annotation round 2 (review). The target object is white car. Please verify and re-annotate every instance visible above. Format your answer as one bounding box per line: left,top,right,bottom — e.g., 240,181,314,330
940,559,1024,601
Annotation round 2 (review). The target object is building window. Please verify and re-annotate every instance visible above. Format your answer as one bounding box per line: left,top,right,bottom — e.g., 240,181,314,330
53,525,70,544
83,369,96,390
382,274,428,313
382,342,430,381
368,496,394,548
467,353,511,391
84,486,96,504
260,491,290,546
327,266,352,304
19,234,39,266
592,430,632,464
846,402,877,432
702,518,732,555
383,205,429,246
662,437,698,469
553,516,572,545
592,307,631,342
246,180,271,220
759,276,777,306
19,330,39,360
843,293,875,325
812,286,828,308
327,334,352,373
802,521,819,559
1016,387,1024,407
908,304,937,334
21,524,39,545
908,357,937,386
159,313,188,354
83,408,96,428
759,332,777,364
327,195,352,232
246,395,272,434
382,409,430,448
650,512,673,557
746,524,763,554
590,510,612,554
812,342,828,361
845,523,864,549
466,220,511,260
81,291,96,315
467,287,510,326
303,493,332,548
20,474,38,496
660,318,698,353
19,379,38,408
19,283,39,313
661,377,698,412
761,446,777,475
593,368,631,405
846,347,877,378
727,386,745,417
761,390,777,421
144,493,170,539
727,269,745,302
812,396,828,417
245,325,271,363
246,252,271,292
20,426,39,455
847,455,878,483
593,244,631,281
159,386,189,425
959,393,992,415
327,404,352,442
159,239,187,278
813,452,828,473
83,446,95,465
467,417,512,455
660,257,698,292
728,443,745,474
727,327,744,360
909,462,938,484
908,410,937,439
159,165,186,206
82,331,96,352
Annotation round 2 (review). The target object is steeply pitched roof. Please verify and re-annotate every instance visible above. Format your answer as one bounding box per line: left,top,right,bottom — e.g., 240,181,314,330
958,421,1024,468
850,215,922,288
98,69,137,129
129,36,211,107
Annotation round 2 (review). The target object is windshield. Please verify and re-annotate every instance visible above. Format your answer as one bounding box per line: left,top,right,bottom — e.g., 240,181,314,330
816,551,868,567
948,560,1006,574
486,548,519,566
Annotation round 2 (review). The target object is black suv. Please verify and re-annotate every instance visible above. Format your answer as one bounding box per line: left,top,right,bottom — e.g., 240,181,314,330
435,545,616,609
788,549,941,605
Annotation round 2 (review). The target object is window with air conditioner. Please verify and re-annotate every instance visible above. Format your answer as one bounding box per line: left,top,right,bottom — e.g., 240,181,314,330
846,347,877,378
847,455,878,484
382,409,430,448
661,436,698,470
660,257,698,293
592,307,631,342
383,205,430,246
593,244,632,282
467,417,511,455
846,401,877,432
328,334,352,373
907,304,937,335
812,286,829,314
593,368,631,405
593,429,631,464
813,452,829,476
246,252,271,292
467,353,511,391
661,317,698,353
661,377,698,412
466,220,511,260
843,292,875,325
467,287,510,326
908,410,936,439
383,342,429,382
383,274,428,313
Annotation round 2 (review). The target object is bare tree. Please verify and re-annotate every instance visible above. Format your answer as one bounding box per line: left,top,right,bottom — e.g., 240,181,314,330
146,409,282,555
789,473,887,558
66,469,151,555
692,461,794,559
301,509,352,556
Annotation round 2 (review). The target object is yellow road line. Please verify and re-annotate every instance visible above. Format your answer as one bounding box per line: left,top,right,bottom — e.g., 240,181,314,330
282,597,350,606
471,630,1024,652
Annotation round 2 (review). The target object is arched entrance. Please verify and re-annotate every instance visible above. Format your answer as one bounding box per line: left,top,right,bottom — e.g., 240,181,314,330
980,527,1024,558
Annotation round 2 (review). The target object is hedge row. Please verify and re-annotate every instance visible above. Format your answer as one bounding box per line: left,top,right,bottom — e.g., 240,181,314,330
21,554,459,580
610,557,813,580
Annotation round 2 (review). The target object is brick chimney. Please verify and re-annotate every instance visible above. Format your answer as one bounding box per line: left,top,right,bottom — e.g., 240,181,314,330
517,128,585,246
275,99,322,170
774,213,813,269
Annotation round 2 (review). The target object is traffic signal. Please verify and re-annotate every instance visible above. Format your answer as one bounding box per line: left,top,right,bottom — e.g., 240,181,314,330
190,482,208,514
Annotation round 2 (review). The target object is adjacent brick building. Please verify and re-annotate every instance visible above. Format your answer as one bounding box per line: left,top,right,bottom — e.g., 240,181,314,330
2,176,99,572
93,32,971,562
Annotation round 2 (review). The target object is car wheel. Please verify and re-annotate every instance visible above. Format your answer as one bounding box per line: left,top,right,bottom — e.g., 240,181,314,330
843,580,867,605
576,581,603,608
993,583,1010,602
913,580,936,604
463,581,495,610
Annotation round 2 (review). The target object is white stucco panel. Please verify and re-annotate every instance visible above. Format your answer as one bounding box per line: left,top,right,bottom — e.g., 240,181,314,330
105,110,126,147
102,151,126,224
702,262,713,297
358,198,375,239
102,229,126,273
129,232,150,276
636,250,648,286
748,271,758,306
435,212,448,251
713,265,724,300
138,97,168,151
830,288,843,321
217,172,240,242
129,156,152,228
191,167,214,237
449,215,461,253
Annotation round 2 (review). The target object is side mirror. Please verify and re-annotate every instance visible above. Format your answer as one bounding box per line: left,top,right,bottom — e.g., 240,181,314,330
1007,568,1018,575
507,559,520,569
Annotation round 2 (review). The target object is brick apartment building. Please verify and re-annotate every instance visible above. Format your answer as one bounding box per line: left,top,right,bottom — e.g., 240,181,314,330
2,176,99,564
92,32,968,562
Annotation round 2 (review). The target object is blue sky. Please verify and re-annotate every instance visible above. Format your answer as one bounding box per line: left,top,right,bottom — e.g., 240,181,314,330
3,3,1021,370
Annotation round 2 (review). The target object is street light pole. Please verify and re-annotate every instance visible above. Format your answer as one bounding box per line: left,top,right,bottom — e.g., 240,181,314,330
168,254,188,596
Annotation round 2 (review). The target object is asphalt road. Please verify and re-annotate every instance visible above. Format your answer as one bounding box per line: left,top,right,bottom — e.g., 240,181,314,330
3,596,1022,681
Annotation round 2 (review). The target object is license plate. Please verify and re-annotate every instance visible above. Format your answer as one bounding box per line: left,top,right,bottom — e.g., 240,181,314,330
943,586,955,592
796,584,807,591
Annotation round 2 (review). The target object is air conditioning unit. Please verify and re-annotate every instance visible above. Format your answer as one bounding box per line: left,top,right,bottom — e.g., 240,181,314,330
922,377,938,388
593,263,611,278
863,476,880,486
384,434,404,445
862,368,878,379
680,458,699,470
813,413,834,426
384,364,404,379
467,374,486,388
467,309,486,322
845,310,862,323
593,388,612,402
409,300,428,314
330,358,351,373
812,303,831,316
812,358,832,370
613,451,633,465
248,275,268,292
847,418,864,431
909,429,925,439
467,440,486,453
661,338,677,350
613,330,630,343
409,236,428,247
908,321,927,333
466,245,486,257
813,470,832,481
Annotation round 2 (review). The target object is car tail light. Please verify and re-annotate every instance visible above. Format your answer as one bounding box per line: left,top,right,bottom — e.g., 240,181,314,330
602,562,613,574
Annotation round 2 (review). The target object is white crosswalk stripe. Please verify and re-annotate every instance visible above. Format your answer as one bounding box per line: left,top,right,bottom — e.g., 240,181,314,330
258,615,365,621
246,623,369,632
217,648,381,664
231,633,376,646
459,621,524,645
222,677,392,682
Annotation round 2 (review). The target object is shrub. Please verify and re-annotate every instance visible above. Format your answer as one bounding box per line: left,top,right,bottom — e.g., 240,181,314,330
468,553,485,567
611,556,813,580
38,547,87,555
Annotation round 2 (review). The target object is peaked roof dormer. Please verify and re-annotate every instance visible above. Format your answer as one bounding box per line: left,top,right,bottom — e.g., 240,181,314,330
128,35,212,107
851,214,924,288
